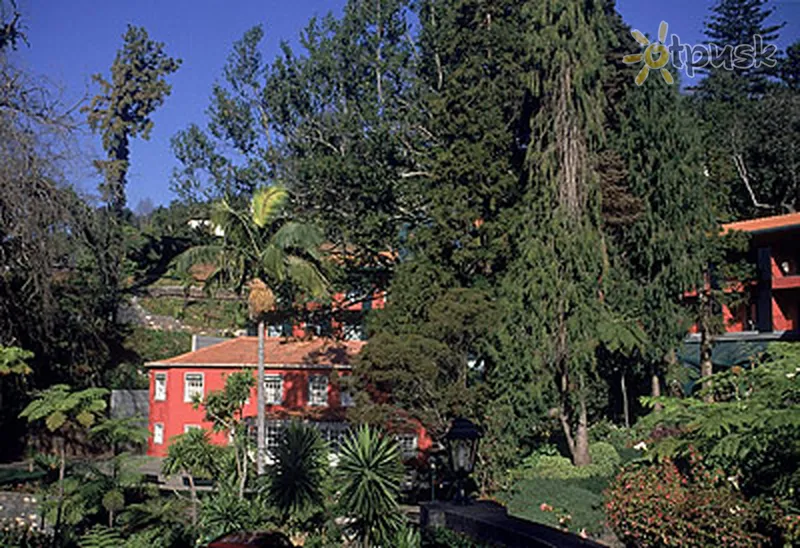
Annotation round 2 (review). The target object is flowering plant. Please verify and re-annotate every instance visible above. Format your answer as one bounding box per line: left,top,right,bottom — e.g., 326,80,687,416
604,454,767,547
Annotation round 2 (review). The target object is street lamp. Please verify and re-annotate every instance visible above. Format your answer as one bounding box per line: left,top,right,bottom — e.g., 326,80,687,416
444,417,482,504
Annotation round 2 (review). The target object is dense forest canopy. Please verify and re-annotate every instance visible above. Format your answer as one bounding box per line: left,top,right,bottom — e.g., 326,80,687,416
0,0,798,544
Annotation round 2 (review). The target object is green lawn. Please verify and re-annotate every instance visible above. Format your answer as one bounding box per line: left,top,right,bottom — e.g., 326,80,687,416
504,476,610,537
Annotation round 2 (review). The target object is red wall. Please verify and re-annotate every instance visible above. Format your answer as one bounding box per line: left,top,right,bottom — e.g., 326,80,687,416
148,366,351,457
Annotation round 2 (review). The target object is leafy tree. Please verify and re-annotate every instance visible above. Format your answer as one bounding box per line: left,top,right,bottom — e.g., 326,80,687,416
494,0,616,466
83,24,180,329
267,422,327,524
353,287,493,440
19,385,108,538
173,3,417,292
85,25,181,219
176,185,328,474
195,371,254,498
337,425,404,547
606,72,719,413
162,428,222,525
694,0,791,217
640,344,800,509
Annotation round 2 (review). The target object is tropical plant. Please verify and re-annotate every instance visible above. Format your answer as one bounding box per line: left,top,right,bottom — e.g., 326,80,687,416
337,425,404,547
0,345,32,375
175,185,328,474
162,428,222,525
638,343,800,508
196,371,254,498
198,486,276,544
19,385,108,538
267,421,327,523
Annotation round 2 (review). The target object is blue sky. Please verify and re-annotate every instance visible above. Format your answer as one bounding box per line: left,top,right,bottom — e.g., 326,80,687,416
13,0,800,209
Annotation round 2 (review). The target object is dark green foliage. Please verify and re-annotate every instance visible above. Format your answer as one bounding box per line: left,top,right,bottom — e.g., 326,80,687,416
694,0,795,217
354,287,493,439
267,422,327,520
85,25,181,217
493,0,616,467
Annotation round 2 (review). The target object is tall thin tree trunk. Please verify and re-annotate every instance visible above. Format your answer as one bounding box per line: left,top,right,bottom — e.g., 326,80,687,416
699,286,714,403
188,474,198,526
651,369,663,412
54,439,66,546
256,319,266,475
621,370,630,428
573,374,591,466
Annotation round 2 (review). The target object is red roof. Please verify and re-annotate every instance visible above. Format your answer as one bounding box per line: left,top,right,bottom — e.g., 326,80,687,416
722,212,800,234
146,337,365,368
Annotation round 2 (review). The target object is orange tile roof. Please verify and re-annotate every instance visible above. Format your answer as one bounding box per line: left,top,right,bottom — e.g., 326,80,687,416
722,212,800,234
146,337,365,368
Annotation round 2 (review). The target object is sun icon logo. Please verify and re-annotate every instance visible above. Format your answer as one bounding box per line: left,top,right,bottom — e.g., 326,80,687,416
624,21,674,86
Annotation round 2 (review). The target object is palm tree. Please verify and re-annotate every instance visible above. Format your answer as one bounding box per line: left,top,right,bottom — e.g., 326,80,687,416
267,422,327,522
337,425,405,547
176,186,328,475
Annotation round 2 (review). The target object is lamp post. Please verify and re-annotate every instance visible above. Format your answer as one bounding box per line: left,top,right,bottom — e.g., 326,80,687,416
444,417,482,505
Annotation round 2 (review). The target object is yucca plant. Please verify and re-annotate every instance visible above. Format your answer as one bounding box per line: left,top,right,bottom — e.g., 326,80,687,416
268,422,328,522
337,425,404,547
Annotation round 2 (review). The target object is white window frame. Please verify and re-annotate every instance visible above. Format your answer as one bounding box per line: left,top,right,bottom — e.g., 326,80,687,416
153,423,164,445
340,390,354,408
264,374,284,405
154,372,167,401
396,433,418,459
184,372,204,403
308,375,329,407
184,424,201,433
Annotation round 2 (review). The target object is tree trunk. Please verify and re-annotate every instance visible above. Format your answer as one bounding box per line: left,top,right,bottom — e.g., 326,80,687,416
188,474,198,526
256,319,266,475
108,508,114,528
651,369,663,412
572,374,591,466
699,287,714,403
621,370,630,428
54,439,66,545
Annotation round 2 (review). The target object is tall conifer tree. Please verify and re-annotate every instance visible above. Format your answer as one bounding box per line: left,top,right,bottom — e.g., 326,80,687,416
494,0,614,466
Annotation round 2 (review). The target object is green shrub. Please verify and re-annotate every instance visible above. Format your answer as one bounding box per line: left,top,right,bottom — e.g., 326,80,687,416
506,477,607,536
605,457,771,547
521,442,621,480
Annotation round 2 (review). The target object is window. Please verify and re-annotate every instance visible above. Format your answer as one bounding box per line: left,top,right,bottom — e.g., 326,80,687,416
340,390,354,408
264,375,283,405
265,420,286,453
154,373,167,401
184,373,204,403
343,323,365,341
309,375,329,406
396,433,418,459
153,423,164,445
317,422,349,452
184,424,201,433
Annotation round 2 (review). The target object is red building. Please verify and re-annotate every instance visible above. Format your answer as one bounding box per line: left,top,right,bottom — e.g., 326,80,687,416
712,212,800,338
146,336,366,458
